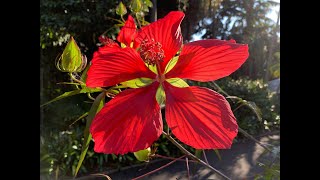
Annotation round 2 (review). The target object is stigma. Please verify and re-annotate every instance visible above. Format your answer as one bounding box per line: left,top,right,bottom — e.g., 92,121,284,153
140,39,165,66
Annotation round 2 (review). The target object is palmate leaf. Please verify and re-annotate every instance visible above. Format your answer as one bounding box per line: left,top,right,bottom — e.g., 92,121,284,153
40,87,102,107
74,92,105,177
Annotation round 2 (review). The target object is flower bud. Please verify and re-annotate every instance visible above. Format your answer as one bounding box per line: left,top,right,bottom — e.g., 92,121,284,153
116,1,127,17
56,36,87,72
130,0,142,13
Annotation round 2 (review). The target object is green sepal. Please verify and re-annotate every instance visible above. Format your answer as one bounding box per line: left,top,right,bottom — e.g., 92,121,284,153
166,78,189,88
121,78,153,88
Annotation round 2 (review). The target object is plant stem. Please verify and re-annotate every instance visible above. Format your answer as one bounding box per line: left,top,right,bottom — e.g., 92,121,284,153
135,13,142,29
186,157,190,180
162,131,231,180
154,154,198,163
238,127,272,153
69,72,85,85
132,155,186,180
202,150,209,164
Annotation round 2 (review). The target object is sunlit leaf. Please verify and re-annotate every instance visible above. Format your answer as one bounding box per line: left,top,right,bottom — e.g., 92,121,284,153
121,78,153,88
74,92,105,177
166,78,189,88
133,147,151,161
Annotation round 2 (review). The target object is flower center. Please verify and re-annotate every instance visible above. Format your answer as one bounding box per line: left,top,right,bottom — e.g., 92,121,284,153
140,39,165,66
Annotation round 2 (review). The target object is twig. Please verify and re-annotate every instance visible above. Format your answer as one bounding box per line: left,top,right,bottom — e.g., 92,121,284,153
186,157,190,180
162,131,231,180
154,154,198,163
202,150,209,164
131,155,186,180
238,127,273,153
135,13,142,29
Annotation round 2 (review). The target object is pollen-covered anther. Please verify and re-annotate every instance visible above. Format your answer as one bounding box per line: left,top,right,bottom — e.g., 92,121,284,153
140,39,165,65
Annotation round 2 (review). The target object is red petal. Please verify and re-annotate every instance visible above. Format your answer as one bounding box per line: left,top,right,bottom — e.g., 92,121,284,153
117,15,137,47
86,46,155,87
90,82,162,155
135,11,185,72
166,39,249,81
164,82,238,149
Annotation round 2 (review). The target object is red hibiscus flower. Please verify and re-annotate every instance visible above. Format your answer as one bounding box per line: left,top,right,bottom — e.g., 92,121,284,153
86,11,249,155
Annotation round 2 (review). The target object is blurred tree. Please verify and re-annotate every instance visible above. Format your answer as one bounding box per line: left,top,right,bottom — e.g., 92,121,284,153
180,0,280,80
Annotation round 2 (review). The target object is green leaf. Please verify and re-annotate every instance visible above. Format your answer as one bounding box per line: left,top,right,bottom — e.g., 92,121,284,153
133,147,151,161
166,78,189,88
56,36,85,72
156,85,165,106
116,1,127,16
74,92,105,177
121,78,153,88
40,88,103,107
130,0,142,13
164,56,179,74
214,149,222,161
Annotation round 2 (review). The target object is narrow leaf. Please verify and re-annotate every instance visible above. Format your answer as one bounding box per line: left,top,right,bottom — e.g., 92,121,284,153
74,92,105,177
40,88,103,107
69,112,89,127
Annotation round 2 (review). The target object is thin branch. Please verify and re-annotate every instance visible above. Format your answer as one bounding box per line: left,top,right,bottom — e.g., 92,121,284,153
238,127,275,155
162,131,231,180
132,155,186,180
186,157,190,180
202,150,209,164
135,13,142,29
154,154,198,163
